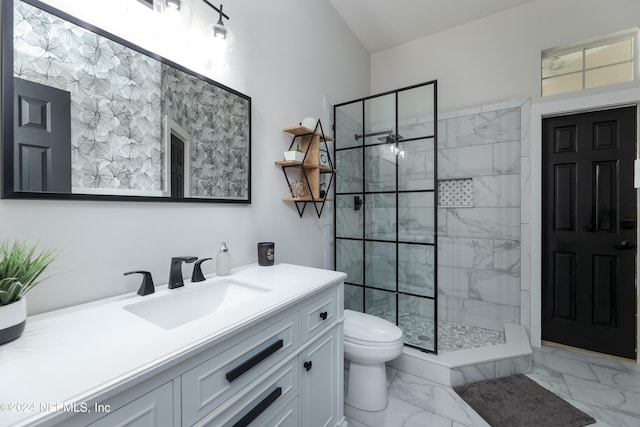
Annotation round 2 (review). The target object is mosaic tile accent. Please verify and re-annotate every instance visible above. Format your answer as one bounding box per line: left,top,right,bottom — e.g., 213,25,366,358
438,178,473,207
365,305,505,353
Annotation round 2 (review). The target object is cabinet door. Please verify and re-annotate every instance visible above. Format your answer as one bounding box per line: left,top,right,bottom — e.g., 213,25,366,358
88,382,173,427
300,330,338,427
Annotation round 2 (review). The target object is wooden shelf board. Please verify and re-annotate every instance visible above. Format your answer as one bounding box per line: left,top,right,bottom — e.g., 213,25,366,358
319,166,337,173
282,125,335,141
283,198,334,202
275,160,324,169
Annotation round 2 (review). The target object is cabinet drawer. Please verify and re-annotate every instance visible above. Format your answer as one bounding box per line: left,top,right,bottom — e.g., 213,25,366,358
88,382,173,427
194,360,299,427
183,313,298,426
300,288,337,342
262,395,299,427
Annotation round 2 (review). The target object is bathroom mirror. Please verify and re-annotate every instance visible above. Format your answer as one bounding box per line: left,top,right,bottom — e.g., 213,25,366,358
1,0,251,203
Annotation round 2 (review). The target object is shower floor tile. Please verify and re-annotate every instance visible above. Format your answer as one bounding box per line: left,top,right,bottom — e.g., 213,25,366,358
364,307,505,353
437,321,505,353
346,343,640,427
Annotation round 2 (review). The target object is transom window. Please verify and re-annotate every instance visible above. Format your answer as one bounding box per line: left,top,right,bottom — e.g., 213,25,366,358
542,29,638,96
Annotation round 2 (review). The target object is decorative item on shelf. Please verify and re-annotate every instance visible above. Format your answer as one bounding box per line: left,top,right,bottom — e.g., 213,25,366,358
284,142,305,162
0,240,59,345
301,117,317,130
319,150,331,168
290,181,309,199
319,182,327,199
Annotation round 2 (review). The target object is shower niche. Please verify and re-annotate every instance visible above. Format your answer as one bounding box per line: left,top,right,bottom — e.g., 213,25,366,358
334,81,438,353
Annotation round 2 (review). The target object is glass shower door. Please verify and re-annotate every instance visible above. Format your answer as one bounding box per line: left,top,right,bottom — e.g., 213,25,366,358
334,81,438,352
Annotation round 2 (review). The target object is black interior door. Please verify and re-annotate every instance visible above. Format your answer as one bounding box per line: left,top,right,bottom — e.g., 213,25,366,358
171,133,185,198
13,77,71,192
542,106,637,359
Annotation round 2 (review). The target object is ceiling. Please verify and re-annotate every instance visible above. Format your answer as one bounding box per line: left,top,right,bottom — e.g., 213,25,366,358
328,0,536,53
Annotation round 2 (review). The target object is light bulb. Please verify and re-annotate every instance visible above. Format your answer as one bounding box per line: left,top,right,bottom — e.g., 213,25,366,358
205,22,235,70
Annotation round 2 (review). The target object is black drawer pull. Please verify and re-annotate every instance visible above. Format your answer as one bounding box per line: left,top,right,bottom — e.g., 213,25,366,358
319,311,328,320
304,360,312,371
232,387,282,427
225,339,284,383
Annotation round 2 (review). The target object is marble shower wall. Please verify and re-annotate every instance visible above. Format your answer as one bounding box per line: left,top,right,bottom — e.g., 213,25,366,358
438,101,529,333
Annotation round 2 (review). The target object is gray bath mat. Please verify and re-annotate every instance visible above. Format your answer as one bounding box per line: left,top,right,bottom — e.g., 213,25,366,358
453,374,595,427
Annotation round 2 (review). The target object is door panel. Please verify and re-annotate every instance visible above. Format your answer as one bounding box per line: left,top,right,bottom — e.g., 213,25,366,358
170,134,184,198
13,78,71,192
542,106,636,359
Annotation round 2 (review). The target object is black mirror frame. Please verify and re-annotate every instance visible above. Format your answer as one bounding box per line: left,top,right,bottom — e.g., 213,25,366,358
1,0,252,204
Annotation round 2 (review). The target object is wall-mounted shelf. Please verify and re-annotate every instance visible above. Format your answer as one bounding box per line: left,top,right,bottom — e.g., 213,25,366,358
275,120,336,217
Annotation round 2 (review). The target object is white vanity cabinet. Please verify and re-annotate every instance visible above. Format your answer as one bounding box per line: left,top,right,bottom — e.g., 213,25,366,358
300,329,340,427
181,312,300,426
3,265,346,427
185,285,344,427
87,382,174,427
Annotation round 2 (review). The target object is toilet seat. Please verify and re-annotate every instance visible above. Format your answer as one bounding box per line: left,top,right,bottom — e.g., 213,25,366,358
344,335,404,348
344,309,403,345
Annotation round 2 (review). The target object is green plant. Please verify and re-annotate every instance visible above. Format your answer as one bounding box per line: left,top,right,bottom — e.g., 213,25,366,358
0,240,59,306
295,142,303,152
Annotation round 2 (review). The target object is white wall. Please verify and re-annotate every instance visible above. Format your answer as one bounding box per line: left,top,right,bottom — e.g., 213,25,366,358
371,0,640,112
1,0,370,314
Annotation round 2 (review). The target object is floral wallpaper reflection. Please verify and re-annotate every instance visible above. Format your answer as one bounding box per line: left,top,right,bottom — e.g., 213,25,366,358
14,0,163,192
162,65,249,199
13,0,250,199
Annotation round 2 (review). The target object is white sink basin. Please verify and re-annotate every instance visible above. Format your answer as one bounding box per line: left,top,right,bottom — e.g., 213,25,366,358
124,280,270,329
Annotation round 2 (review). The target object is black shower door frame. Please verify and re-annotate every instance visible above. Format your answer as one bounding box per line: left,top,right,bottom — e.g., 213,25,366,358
333,80,438,354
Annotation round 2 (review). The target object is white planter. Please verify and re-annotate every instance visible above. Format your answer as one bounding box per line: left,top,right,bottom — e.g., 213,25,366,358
284,151,305,162
0,297,27,345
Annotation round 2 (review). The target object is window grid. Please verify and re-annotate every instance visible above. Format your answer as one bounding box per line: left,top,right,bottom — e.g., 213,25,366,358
542,31,638,96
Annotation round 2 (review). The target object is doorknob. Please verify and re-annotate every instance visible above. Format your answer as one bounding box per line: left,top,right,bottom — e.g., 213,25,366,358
613,240,636,250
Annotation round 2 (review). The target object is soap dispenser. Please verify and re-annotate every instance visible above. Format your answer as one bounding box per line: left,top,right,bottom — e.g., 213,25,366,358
216,242,231,276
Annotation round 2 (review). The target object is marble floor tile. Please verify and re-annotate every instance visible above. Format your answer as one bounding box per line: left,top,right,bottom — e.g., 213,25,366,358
345,397,458,427
564,375,640,417
590,364,640,393
386,371,489,426
346,344,640,427
532,347,599,381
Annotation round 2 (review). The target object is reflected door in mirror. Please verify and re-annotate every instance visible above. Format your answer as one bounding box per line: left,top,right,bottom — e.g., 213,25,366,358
14,77,71,192
171,134,184,198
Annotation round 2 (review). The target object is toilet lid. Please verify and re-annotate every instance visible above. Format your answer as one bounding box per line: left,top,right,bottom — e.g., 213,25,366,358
343,309,403,344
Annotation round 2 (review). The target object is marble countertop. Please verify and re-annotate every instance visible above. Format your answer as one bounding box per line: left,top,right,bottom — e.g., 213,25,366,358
0,263,346,427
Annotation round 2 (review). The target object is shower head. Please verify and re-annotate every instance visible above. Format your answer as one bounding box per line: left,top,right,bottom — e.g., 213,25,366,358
378,133,403,143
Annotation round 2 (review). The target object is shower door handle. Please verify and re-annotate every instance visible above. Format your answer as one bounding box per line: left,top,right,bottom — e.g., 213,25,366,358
354,196,363,211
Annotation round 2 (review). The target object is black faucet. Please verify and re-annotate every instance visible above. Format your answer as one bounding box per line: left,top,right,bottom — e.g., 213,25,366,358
124,271,155,296
191,258,212,282
169,256,198,289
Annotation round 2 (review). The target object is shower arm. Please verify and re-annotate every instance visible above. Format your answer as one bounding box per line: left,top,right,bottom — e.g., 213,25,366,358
354,130,393,140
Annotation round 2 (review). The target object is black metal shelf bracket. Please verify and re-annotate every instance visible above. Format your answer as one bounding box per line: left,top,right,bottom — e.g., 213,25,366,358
279,119,335,218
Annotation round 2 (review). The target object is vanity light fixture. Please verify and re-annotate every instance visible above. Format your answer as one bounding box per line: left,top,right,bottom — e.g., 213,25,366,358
152,0,182,14
207,3,232,41
145,0,234,68
203,2,235,69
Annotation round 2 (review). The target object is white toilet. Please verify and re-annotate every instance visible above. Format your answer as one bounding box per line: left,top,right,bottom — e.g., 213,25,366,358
343,309,404,412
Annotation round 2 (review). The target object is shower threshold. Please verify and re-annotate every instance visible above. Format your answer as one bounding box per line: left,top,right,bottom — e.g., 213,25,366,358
387,323,532,387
